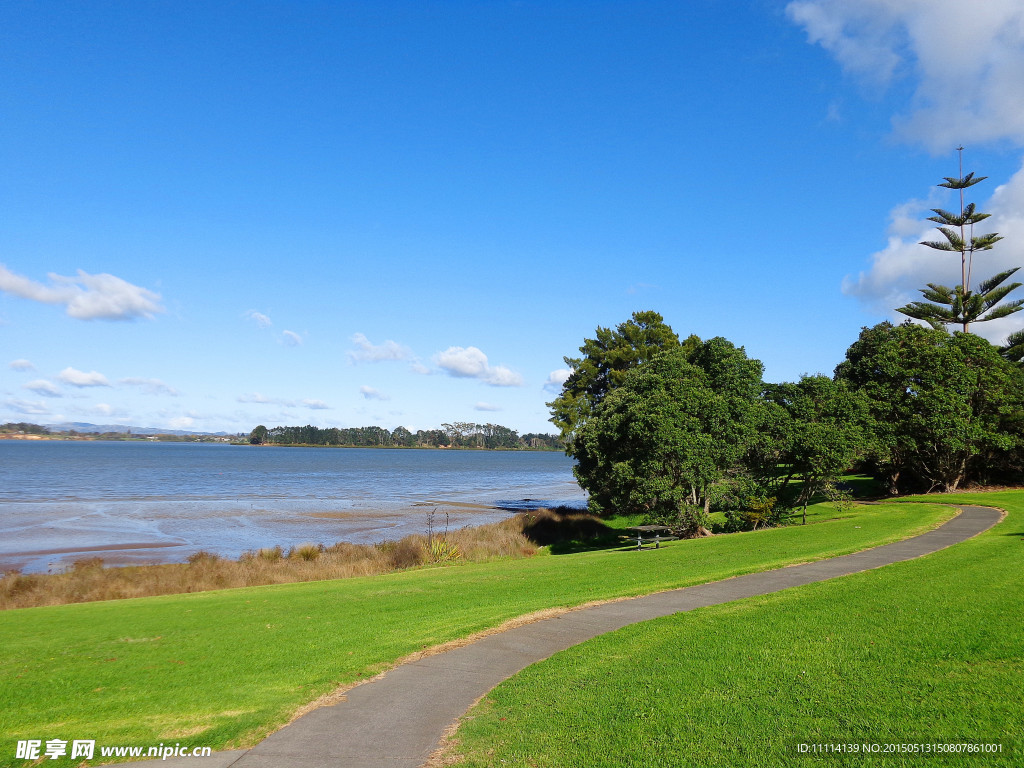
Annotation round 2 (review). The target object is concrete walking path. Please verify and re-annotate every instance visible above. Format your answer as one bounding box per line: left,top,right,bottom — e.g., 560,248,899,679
124,505,1002,768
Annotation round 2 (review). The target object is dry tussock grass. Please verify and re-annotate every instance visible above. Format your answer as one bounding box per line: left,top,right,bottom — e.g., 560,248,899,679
0,509,596,610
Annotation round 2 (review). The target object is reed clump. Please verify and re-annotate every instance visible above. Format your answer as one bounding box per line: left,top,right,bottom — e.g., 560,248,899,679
0,508,599,610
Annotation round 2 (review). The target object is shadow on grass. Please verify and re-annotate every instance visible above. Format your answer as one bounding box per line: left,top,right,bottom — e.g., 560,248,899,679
839,474,885,499
504,507,627,555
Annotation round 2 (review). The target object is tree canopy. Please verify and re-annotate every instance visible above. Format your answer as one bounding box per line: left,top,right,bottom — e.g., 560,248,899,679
570,338,764,534
547,310,684,451
754,376,870,522
835,321,1024,493
551,310,1024,534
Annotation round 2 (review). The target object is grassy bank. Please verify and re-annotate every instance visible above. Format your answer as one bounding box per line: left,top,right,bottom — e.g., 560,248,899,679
443,491,1022,767
0,501,951,766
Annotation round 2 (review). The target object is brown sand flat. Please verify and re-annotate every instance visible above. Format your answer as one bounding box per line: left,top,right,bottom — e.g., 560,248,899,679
412,500,497,511
307,510,404,519
11,541,181,557
0,541,186,572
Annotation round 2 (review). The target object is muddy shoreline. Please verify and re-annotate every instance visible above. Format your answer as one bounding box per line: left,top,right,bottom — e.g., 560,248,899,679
1,494,585,574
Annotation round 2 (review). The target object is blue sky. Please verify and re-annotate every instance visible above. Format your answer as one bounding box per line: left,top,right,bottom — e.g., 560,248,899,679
3,0,1024,434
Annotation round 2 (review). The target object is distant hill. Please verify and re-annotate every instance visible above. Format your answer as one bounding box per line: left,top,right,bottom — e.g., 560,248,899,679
45,422,238,437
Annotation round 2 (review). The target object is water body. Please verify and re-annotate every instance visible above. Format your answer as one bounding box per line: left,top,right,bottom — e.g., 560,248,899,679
0,441,585,573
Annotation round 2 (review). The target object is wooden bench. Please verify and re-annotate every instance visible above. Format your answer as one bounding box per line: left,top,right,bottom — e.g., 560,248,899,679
621,525,679,550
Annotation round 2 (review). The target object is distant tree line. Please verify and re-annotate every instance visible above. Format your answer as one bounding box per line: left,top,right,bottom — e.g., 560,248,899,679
248,421,562,450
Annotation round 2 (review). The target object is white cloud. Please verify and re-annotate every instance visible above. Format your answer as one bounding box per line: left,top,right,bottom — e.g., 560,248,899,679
843,156,1024,342
436,346,488,377
543,368,572,393
9,359,34,371
58,367,111,387
24,380,61,397
409,361,432,375
238,392,280,405
787,0,1024,151
434,346,524,387
359,385,390,401
120,377,178,396
5,398,50,415
237,393,300,409
281,330,303,347
0,264,164,320
348,333,412,363
92,403,116,417
302,399,330,410
246,310,273,328
474,402,502,412
168,416,196,430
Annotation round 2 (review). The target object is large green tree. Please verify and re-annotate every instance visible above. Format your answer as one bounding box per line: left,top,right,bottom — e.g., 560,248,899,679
571,338,764,534
897,150,1021,332
835,321,1024,493
547,311,684,452
754,376,870,523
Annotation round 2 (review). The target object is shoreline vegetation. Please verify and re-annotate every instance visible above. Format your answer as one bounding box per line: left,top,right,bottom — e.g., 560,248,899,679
0,507,609,610
247,422,563,450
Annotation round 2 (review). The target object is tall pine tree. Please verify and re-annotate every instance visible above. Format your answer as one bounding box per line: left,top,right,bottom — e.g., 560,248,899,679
897,148,1021,332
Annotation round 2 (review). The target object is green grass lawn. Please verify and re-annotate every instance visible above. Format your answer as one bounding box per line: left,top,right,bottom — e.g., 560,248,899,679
0,501,953,767
445,491,1023,767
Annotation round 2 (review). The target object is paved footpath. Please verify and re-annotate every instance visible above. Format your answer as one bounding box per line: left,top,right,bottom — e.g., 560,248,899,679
123,505,1001,768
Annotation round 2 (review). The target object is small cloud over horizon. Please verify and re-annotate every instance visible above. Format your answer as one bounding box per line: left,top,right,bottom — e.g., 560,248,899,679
245,310,273,328
23,380,62,397
348,333,412,363
58,367,111,388
120,377,178,396
237,392,289,406
435,346,524,387
359,385,390,401
0,264,164,321
5,398,51,416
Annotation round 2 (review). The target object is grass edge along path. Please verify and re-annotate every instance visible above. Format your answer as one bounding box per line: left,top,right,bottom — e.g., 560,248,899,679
442,493,1022,768
0,501,953,767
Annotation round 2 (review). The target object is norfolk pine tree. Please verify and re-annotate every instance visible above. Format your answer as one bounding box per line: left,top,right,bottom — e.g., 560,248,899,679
897,148,1022,332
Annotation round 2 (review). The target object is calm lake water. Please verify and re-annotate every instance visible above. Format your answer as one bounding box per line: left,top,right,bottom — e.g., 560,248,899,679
0,441,585,572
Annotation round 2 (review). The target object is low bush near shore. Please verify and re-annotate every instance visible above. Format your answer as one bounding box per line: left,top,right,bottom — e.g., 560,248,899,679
0,508,603,610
